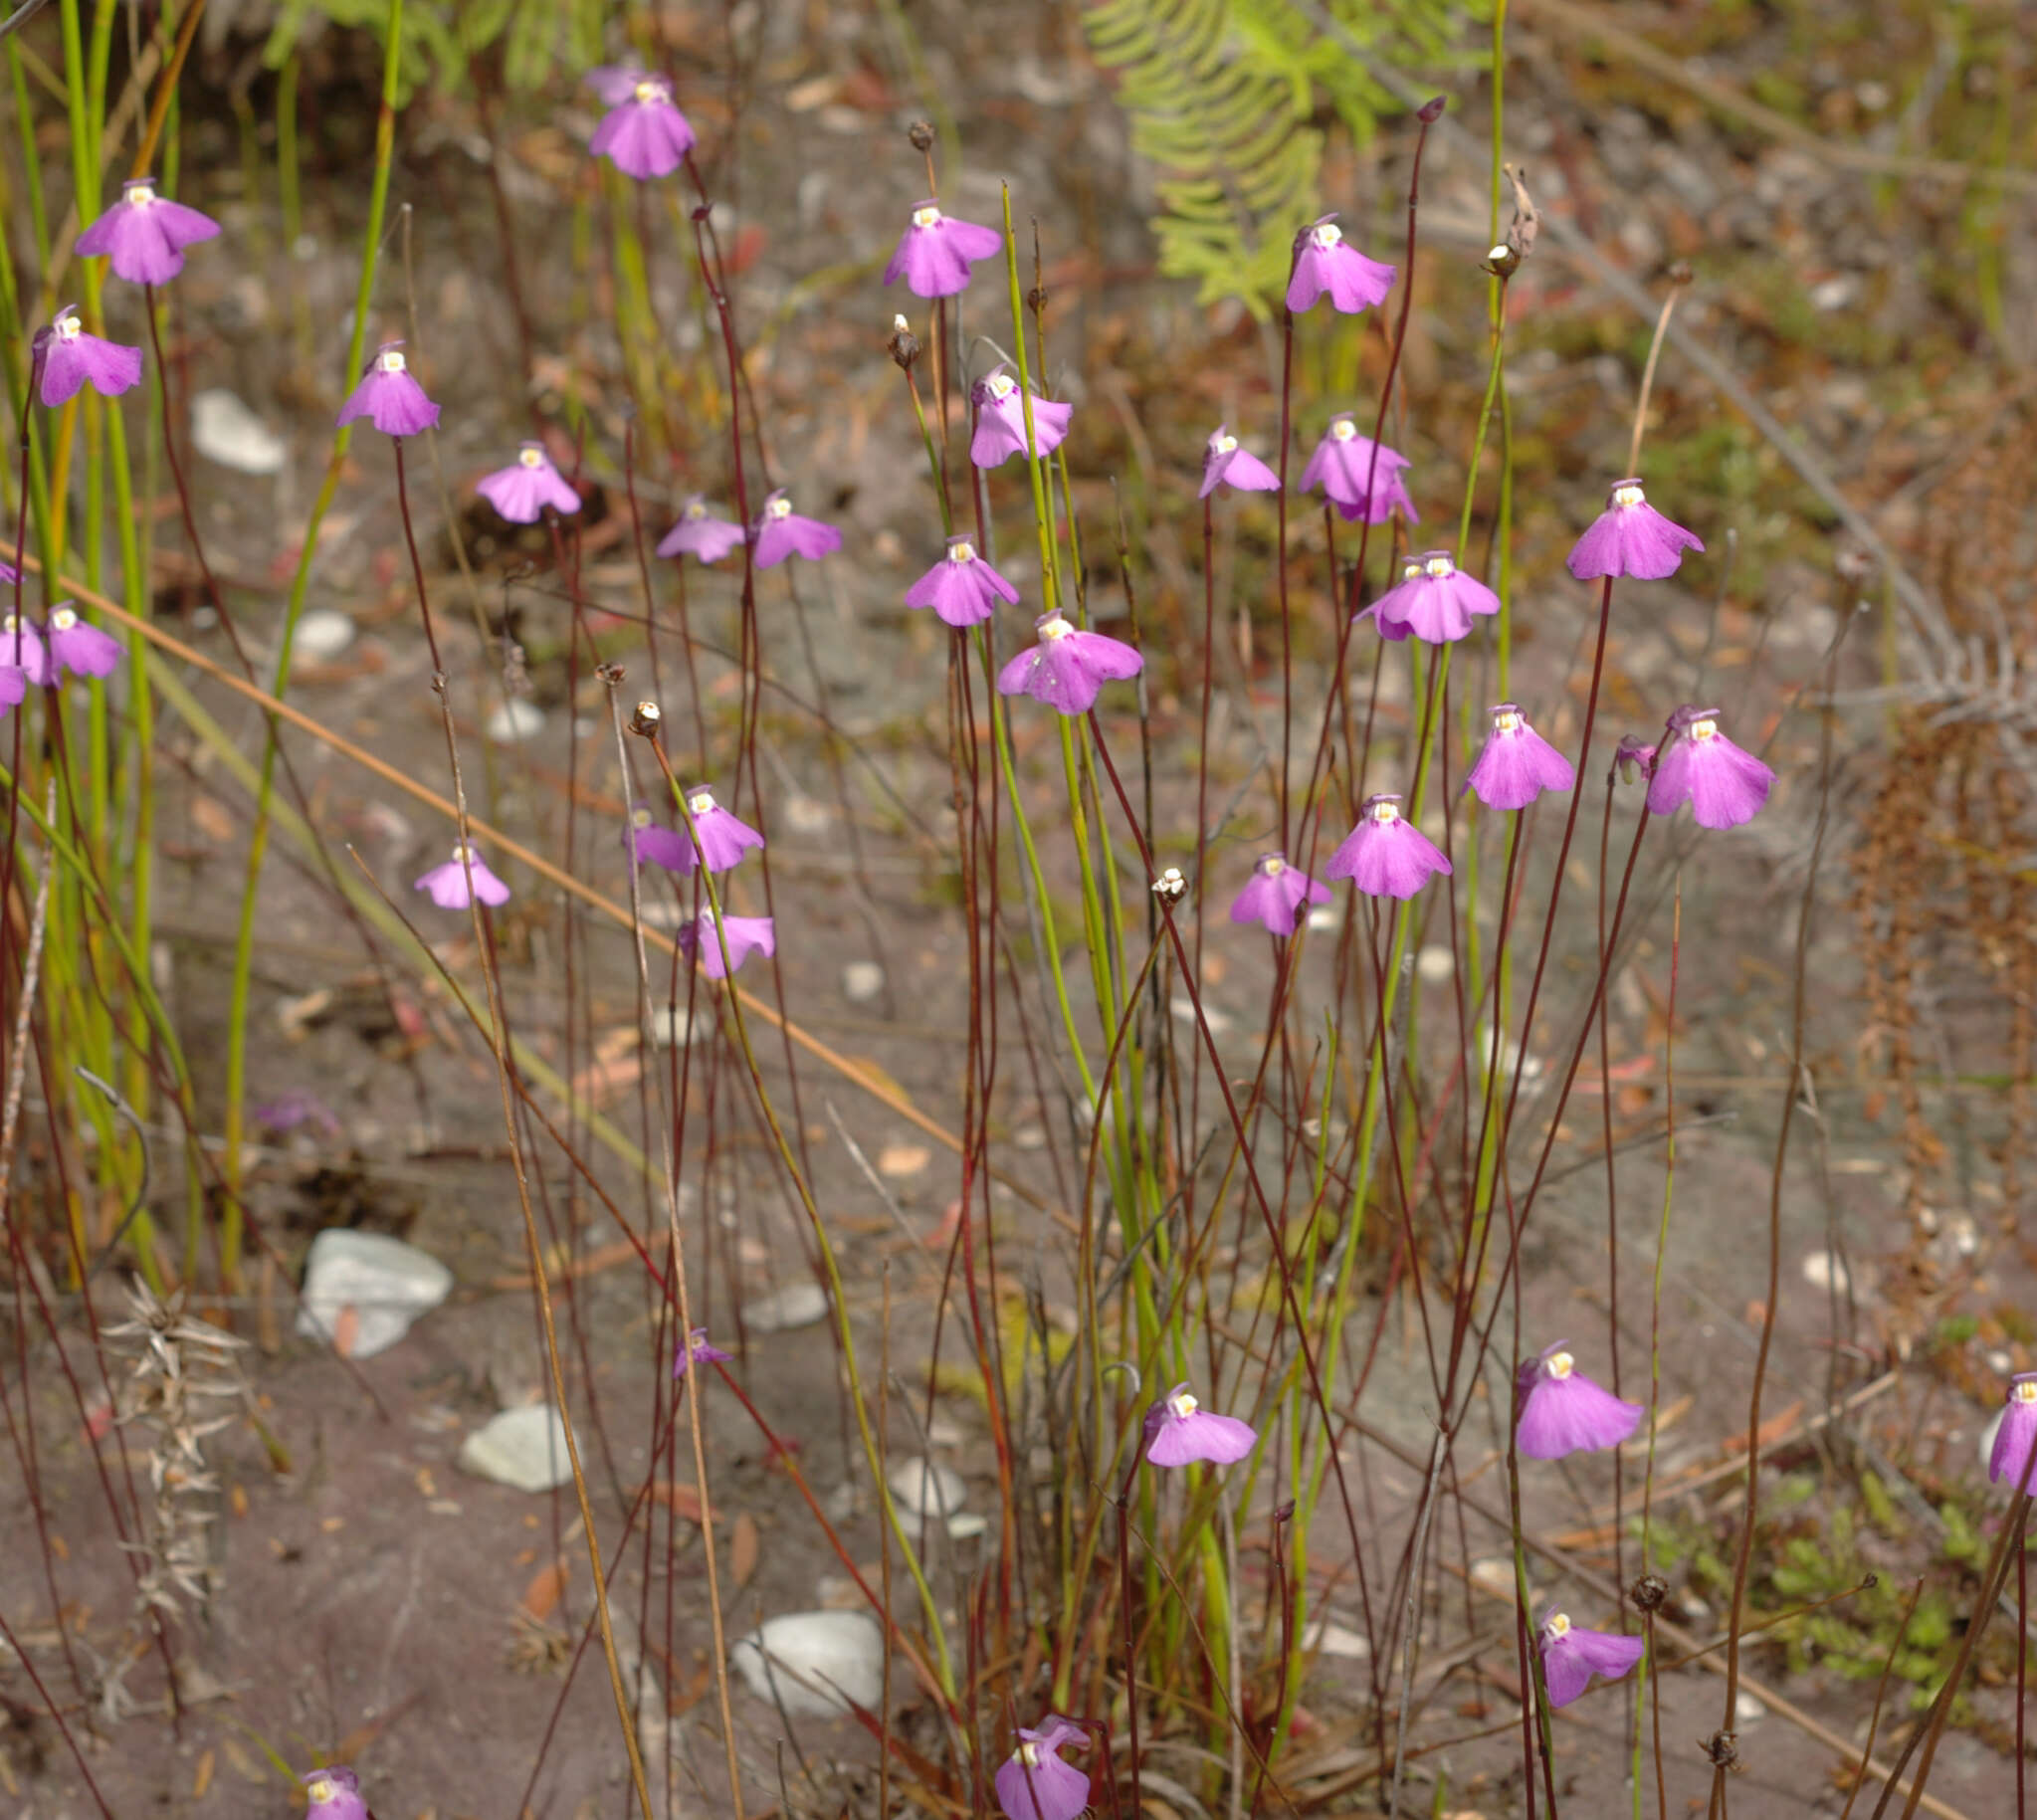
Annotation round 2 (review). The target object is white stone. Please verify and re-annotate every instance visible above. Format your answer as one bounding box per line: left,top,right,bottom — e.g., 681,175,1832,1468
1469,1557,1518,1601
457,1403,575,1493
889,1457,966,1519
646,1005,695,1049
945,1513,988,1540
731,1612,884,1718
747,1281,828,1332
1734,1690,1765,1725
1800,1251,1849,1295
191,388,286,476
1416,944,1453,984
842,961,885,1004
296,1228,451,1358
1170,995,1232,1035
293,609,356,661
781,795,830,835
1301,1615,1371,1659
1307,902,1339,932
486,698,546,743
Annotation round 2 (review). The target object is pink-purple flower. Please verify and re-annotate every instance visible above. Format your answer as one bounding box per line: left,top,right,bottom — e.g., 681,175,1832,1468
993,1719,1089,1820
905,534,1019,627
1199,424,1281,500
1516,1343,1642,1460
627,802,694,875
1143,1383,1257,1468
1538,1611,1644,1709
414,842,510,910
1566,478,1703,581
477,443,580,523
1299,415,1417,524
752,490,841,567
684,908,775,978
76,177,220,287
970,368,1073,469
1465,703,1575,813
1366,549,1499,644
589,74,697,180
995,610,1142,716
884,200,1004,299
43,605,121,681
1229,852,1329,937
39,305,142,406
1990,1376,2037,1490
1325,794,1452,901
657,496,745,565
1286,214,1396,315
336,342,439,437
1645,707,1774,830
1,612,46,684
681,784,764,873
302,1765,369,1820
674,1327,733,1379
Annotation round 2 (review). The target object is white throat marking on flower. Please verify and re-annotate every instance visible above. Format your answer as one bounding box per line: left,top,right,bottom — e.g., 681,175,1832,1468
948,540,976,564
1263,856,1286,877
1168,1389,1199,1419
2014,1381,2037,1406
1038,616,1073,643
127,183,157,208
1545,1612,1572,1639
1545,1350,1575,1379
378,348,407,374
987,373,1017,402
1213,432,1237,455
1371,801,1400,826
1612,482,1646,508
306,1781,335,1806
55,313,83,343
1423,554,1454,579
633,79,669,104
913,204,942,229
1689,717,1719,742
51,607,76,631
765,497,792,519
688,790,715,817
1312,222,1342,250
518,446,544,469
1330,418,1356,442
1494,708,1522,734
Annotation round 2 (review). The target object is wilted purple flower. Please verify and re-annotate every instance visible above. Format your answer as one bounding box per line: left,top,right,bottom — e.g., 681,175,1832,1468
253,1090,342,1139
657,496,745,565
1465,703,1574,813
905,534,1019,627
39,305,142,406
589,74,697,180
336,342,439,437
1199,424,1281,500
1299,415,1417,524
477,443,580,522
2,612,48,685
673,1327,733,1379
1143,1383,1257,1468
970,368,1073,469
627,802,694,875
76,177,220,286
44,605,122,680
1516,1343,1642,1459
681,784,764,873
414,842,510,910
995,610,1142,715
884,200,1004,299
1613,734,1657,786
1286,214,1396,315
751,490,841,567
302,1766,369,1820
1325,794,1452,901
684,908,775,979
1566,478,1703,581
994,1719,1089,1820
1989,1376,2037,1490
1366,549,1499,644
1645,707,1774,830
1229,852,1329,937
1538,1612,1644,1709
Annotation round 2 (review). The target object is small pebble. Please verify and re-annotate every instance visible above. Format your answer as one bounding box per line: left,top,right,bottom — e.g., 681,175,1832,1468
293,608,355,660
1469,1557,1518,1601
945,1513,987,1541
1734,1691,1765,1725
781,795,830,835
842,960,885,1004
1170,995,1232,1035
731,1612,883,1719
889,1457,966,1519
191,388,286,476
747,1281,828,1332
457,1404,574,1494
1799,1251,1849,1295
486,699,546,743
1416,944,1453,984
646,1005,694,1049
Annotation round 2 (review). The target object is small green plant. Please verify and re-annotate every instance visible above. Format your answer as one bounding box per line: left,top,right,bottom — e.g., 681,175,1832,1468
261,0,605,99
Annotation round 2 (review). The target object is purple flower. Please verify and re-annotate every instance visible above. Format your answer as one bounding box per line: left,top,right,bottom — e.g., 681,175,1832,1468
1366,549,1499,645
684,908,775,979
1199,424,1281,500
1516,1343,1642,1459
0,663,27,716
1229,852,1329,937
477,443,580,523
1325,794,1452,901
1143,1383,1258,1468
39,305,142,406
1,611,49,685
674,1327,733,1379
1538,1611,1644,1709
302,1766,369,1820
335,342,439,438
751,490,841,567
657,496,745,565
1645,707,1774,830
970,368,1073,469
884,200,1004,299
993,1719,1089,1820
76,177,220,287
681,784,764,873
253,1091,342,1138
44,604,121,680
905,534,1019,627
627,802,695,875
1465,703,1575,813
1989,1376,2037,1490
414,842,510,910
1566,478,1703,581
995,610,1142,716
1299,415,1417,524
1286,214,1396,315
589,75,697,180
585,63,651,105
